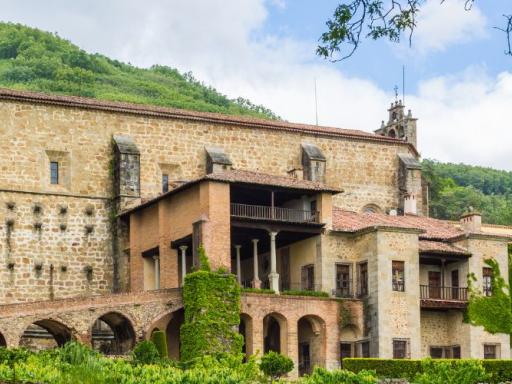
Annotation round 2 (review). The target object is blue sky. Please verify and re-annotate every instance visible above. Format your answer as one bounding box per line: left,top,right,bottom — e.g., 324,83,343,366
263,0,511,94
1,0,511,170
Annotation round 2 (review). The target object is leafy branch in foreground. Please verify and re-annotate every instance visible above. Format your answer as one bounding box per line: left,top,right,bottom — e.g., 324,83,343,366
318,1,511,61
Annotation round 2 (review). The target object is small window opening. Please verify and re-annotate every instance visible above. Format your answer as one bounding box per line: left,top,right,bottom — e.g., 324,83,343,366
50,162,59,185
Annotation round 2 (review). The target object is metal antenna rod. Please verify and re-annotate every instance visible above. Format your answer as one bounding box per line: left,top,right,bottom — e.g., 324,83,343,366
314,78,319,126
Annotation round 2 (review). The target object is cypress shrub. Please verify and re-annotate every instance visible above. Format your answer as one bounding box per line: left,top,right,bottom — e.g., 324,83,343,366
150,330,168,359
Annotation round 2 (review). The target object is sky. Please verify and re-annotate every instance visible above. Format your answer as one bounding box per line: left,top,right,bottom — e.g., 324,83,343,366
1,0,511,170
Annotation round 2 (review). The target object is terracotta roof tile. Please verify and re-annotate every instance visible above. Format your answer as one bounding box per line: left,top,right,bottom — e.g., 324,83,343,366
418,240,471,256
332,208,463,240
204,169,341,192
0,88,417,153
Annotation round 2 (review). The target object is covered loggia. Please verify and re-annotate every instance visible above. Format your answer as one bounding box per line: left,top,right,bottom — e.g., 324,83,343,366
20,319,72,351
263,312,287,355
297,315,326,376
91,312,135,355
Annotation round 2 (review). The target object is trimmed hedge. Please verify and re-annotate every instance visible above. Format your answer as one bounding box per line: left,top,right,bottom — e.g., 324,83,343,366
241,288,275,294
281,290,329,298
343,358,512,383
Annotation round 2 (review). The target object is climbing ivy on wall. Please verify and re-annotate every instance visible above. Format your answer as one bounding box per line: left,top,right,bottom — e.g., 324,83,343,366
180,249,243,361
466,259,512,335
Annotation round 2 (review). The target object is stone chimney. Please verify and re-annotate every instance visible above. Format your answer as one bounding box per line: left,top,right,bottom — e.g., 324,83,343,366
404,194,417,215
460,209,482,232
301,143,326,182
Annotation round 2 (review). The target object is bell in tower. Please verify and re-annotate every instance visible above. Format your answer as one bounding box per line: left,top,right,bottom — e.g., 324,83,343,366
375,97,417,148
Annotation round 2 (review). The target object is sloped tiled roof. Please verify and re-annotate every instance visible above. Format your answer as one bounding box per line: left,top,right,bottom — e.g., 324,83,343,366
204,169,341,192
418,240,471,256
332,208,463,240
120,169,341,217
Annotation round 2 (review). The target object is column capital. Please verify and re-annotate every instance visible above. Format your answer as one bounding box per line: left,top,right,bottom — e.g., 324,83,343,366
251,238,259,244
235,244,242,250
152,255,159,261
268,231,279,238
179,245,188,252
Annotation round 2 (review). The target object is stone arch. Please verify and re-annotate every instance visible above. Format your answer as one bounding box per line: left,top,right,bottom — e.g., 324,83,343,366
362,204,382,214
388,128,396,138
20,319,72,351
165,308,184,360
263,312,287,355
240,313,253,356
397,125,405,138
297,315,326,376
91,311,136,355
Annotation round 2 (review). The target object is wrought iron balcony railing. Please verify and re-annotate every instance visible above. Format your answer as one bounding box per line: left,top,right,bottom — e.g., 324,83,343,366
230,203,319,223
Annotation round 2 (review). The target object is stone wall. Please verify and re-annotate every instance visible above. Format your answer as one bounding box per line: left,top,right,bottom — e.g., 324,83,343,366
0,192,112,303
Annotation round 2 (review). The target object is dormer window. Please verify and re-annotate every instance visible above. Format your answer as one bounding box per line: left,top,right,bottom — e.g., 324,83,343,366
50,162,59,184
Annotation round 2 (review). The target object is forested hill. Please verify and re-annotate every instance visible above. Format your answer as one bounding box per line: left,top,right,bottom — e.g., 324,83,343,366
422,159,512,225
0,23,279,119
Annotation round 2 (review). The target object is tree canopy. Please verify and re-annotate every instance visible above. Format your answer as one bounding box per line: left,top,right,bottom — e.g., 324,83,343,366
0,22,279,120
423,159,512,225
318,1,512,61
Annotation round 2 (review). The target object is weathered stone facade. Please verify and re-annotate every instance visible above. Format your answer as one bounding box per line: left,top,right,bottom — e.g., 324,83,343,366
0,88,510,376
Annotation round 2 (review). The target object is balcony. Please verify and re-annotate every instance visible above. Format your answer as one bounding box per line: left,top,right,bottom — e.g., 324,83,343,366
420,285,468,309
231,203,319,224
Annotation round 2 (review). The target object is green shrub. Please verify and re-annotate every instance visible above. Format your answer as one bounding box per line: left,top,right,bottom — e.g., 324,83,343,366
299,367,377,384
58,341,99,365
242,288,275,294
414,359,489,384
150,330,168,359
281,290,329,298
132,340,160,365
343,358,421,380
481,360,512,384
180,261,243,361
259,351,294,380
344,358,512,383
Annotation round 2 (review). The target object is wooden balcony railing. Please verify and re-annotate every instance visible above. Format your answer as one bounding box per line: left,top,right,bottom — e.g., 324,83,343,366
230,203,319,223
420,285,468,301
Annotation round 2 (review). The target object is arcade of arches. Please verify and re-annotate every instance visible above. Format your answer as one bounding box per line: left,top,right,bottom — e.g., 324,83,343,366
0,290,359,376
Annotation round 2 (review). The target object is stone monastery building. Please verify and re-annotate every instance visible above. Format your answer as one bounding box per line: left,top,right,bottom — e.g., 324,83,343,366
0,88,510,375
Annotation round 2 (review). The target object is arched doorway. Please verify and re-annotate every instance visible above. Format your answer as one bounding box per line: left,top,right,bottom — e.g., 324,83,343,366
0,331,6,347
20,319,72,351
91,312,135,355
240,313,253,356
297,315,326,376
263,313,287,355
166,309,184,360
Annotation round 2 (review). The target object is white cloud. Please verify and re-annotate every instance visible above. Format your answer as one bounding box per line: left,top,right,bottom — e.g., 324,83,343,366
413,0,488,54
0,0,511,170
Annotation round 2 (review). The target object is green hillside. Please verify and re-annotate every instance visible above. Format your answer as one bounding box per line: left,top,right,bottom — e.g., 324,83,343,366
422,159,512,225
0,22,278,119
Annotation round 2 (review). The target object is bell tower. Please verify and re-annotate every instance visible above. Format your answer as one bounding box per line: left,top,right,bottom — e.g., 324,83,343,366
375,99,417,148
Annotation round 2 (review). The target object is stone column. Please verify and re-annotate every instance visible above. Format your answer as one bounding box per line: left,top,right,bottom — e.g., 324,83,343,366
268,231,280,293
153,255,160,290
179,245,188,286
235,245,242,284
251,239,261,289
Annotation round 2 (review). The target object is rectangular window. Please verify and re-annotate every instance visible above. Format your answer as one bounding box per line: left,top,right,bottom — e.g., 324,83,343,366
483,267,493,296
430,347,443,359
301,264,315,291
335,263,352,297
361,341,370,358
484,344,498,359
162,174,169,193
452,345,461,359
50,161,59,185
392,339,409,359
392,261,405,292
358,262,368,297
340,343,352,362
